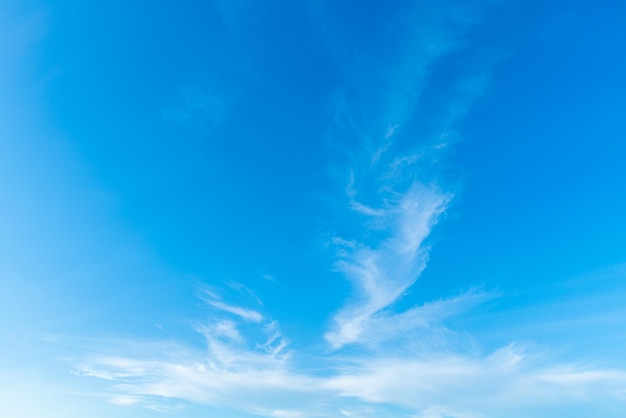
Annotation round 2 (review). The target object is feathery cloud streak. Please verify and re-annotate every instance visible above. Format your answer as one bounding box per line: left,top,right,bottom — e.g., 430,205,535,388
325,185,451,348
322,1,492,349
73,289,626,418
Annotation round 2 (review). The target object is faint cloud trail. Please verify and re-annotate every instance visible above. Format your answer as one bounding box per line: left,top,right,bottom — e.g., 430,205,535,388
322,0,494,350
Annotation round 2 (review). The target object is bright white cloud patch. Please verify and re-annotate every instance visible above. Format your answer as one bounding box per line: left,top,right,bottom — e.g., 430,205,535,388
73,292,626,418
325,183,451,348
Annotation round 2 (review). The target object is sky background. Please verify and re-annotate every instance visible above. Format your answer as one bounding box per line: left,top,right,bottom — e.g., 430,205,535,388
1,0,626,417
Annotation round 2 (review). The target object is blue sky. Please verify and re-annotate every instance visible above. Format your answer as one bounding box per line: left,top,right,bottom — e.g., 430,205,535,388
2,0,626,417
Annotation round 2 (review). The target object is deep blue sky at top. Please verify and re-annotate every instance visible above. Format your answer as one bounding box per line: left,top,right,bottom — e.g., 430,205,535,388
2,0,624,353
2,0,626,417
30,0,623,324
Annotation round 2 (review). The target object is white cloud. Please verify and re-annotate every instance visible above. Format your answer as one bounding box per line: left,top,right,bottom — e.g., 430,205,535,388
70,283,626,418
317,1,497,355
325,184,451,348
349,200,387,217
72,311,626,418
207,300,264,323
323,347,626,416
354,288,495,346
199,290,264,323
200,320,243,344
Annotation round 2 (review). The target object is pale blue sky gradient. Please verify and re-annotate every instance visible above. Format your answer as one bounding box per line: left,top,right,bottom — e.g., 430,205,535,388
2,1,626,417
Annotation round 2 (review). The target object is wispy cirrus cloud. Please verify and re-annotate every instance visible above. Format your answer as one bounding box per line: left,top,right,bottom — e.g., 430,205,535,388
73,288,310,414
71,286,626,417
318,0,497,351
198,285,264,323
325,184,451,348
203,299,264,323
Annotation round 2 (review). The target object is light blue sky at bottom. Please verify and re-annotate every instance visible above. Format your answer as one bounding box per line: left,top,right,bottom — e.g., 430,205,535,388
1,1,626,417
